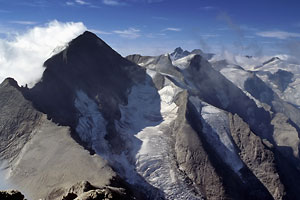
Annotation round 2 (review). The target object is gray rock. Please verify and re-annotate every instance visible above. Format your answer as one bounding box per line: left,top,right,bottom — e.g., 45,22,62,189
0,78,42,161
229,113,285,200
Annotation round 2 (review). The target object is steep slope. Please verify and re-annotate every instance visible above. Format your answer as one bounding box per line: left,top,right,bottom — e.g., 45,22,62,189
0,78,117,200
0,78,41,162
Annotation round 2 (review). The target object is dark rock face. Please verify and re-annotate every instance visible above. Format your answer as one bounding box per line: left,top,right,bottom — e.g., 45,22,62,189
268,69,294,92
28,31,145,127
0,190,25,200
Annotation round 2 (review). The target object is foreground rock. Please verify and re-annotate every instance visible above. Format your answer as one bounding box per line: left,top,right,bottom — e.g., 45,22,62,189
61,181,132,200
0,190,25,200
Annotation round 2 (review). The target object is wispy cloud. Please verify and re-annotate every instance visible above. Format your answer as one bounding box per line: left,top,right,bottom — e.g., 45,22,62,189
66,1,75,6
102,0,126,6
146,33,166,38
162,27,181,32
10,21,38,25
75,0,89,5
66,0,100,7
89,29,112,35
200,34,219,38
256,31,300,39
113,28,140,39
217,12,243,37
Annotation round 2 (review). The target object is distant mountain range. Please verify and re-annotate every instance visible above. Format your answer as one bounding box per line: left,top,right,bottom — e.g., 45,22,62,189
1,31,300,200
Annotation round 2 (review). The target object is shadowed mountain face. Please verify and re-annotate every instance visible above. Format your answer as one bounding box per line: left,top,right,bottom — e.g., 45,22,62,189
1,32,300,200
28,31,146,127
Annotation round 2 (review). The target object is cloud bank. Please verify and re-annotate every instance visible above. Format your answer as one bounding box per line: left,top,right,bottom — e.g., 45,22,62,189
256,31,300,39
0,20,86,87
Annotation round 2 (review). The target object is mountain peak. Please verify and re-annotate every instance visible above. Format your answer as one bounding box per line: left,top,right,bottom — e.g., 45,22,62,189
65,31,117,56
174,47,184,54
170,47,190,61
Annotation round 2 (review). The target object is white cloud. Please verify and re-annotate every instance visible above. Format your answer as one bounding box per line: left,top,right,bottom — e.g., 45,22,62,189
66,1,75,5
75,0,89,5
66,0,99,7
10,21,38,25
102,0,126,6
113,28,140,39
0,20,86,87
162,27,181,32
256,31,300,39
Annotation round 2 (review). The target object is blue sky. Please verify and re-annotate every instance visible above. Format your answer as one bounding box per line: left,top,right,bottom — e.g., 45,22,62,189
0,0,300,56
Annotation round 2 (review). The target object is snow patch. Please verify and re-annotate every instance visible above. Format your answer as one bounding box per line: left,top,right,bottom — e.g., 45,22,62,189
74,90,109,156
115,78,202,199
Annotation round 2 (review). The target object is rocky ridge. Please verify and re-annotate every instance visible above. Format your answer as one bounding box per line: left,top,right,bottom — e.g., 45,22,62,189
0,32,300,199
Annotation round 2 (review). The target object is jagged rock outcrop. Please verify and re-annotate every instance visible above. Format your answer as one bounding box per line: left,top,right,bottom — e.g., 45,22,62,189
61,181,132,200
